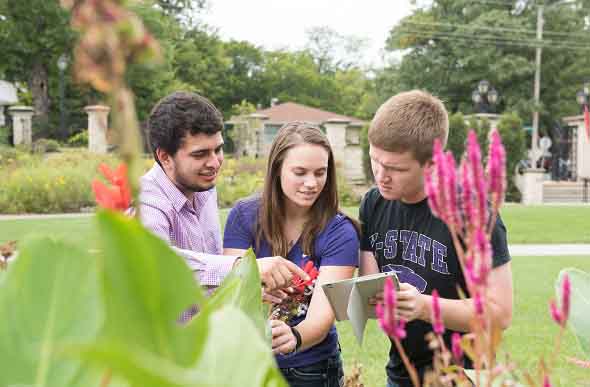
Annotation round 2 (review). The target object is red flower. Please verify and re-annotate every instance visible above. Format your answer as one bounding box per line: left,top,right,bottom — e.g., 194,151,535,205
291,260,319,293
92,163,131,211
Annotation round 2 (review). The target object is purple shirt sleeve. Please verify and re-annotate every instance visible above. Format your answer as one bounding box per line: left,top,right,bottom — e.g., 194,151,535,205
172,247,236,287
223,203,255,249
317,215,359,267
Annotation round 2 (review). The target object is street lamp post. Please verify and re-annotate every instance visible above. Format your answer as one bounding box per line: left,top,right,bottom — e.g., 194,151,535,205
471,80,499,114
57,54,68,136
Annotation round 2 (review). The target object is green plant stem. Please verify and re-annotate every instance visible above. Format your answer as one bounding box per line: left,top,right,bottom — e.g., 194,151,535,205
394,338,420,387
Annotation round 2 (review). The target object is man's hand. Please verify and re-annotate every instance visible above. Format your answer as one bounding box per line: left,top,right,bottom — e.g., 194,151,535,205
257,256,310,291
397,282,427,322
270,320,297,355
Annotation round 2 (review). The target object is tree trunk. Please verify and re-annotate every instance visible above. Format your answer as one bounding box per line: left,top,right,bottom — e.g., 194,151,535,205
29,61,50,124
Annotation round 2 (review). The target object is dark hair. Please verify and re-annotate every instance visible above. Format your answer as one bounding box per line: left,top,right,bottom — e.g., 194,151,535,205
257,121,359,261
147,91,223,163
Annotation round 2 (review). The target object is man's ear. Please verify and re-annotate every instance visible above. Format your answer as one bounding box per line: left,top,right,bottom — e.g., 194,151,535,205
156,148,171,166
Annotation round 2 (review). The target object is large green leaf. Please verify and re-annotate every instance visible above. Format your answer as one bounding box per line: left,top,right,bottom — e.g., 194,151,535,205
206,248,267,335
75,306,285,387
557,268,590,357
95,211,206,367
0,237,103,386
192,305,287,387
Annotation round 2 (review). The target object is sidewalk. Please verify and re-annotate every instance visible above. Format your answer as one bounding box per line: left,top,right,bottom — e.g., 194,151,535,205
509,244,590,257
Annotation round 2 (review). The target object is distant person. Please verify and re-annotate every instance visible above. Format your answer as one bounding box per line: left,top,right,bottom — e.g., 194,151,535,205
223,121,359,387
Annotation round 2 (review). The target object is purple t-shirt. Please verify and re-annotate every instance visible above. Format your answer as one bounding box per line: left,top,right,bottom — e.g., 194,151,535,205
223,196,359,369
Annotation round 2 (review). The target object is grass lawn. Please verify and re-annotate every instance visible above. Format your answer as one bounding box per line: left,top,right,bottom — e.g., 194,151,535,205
2,204,590,246
2,209,590,385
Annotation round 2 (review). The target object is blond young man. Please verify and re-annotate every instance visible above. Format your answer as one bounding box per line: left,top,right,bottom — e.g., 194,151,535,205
360,90,513,387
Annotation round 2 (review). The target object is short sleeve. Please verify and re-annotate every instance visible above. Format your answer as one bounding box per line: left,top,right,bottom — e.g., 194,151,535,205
359,190,374,252
317,215,359,267
491,214,511,268
223,201,255,249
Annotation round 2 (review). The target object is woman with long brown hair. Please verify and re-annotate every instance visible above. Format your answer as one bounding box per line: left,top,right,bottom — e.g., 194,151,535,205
224,121,359,387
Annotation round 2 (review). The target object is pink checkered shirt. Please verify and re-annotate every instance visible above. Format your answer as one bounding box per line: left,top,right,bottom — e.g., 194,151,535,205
139,163,235,288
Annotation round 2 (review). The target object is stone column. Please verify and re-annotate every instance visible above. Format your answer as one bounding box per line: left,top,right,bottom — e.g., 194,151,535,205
85,105,111,153
521,168,546,204
0,106,5,127
562,115,590,180
8,106,34,146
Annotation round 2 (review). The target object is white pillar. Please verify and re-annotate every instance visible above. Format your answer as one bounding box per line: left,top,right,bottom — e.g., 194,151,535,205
521,168,545,204
85,105,110,153
562,115,590,180
8,106,34,146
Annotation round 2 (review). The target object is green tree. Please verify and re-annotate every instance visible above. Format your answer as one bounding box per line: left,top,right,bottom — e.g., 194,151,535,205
378,0,590,140
497,112,526,202
447,112,467,161
0,0,75,125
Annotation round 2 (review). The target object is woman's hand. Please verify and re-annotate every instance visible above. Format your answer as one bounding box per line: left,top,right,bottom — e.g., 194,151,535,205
270,320,297,355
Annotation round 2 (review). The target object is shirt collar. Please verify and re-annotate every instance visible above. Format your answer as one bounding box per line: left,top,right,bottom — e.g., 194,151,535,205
150,163,215,214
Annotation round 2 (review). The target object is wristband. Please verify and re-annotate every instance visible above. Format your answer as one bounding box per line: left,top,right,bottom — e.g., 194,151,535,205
290,326,302,353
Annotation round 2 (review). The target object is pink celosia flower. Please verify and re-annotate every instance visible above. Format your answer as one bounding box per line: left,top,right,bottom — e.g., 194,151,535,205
466,130,488,230
376,277,407,339
543,374,552,387
474,291,484,316
466,229,492,286
487,129,506,213
451,332,463,363
431,289,444,335
549,273,571,327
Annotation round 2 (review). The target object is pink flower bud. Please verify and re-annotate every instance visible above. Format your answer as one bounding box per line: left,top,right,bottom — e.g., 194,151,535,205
543,374,552,387
431,289,445,335
425,166,441,218
444,152,461,231
549,300,563,325
487,130,506,213
451,332,463,363
561,274,571,324
466,131,488,230
377,277,407,340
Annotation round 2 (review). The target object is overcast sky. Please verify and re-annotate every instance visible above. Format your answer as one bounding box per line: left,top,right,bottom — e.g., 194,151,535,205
200,1,414,67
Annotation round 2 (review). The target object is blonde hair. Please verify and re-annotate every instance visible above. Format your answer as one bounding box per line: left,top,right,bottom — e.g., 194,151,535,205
368,90,449,164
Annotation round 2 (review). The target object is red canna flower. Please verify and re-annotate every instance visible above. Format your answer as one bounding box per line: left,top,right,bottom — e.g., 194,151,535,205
291,260,319,293
92,163,131,211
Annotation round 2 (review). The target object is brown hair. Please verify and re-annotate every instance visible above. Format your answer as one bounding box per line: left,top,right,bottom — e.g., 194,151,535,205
368,90,449,164
257,121,358,261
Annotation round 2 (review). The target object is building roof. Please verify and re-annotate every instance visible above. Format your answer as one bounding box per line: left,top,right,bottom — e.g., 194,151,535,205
254,102,364,126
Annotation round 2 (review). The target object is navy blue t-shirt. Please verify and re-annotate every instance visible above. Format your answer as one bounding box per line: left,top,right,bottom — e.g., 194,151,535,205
223,196,359,368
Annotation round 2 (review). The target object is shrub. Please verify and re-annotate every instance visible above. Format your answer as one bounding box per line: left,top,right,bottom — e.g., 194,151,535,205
0,150,120,214
67,130,89,147
216,157,265,208
0,126,10,145
32,138,60,154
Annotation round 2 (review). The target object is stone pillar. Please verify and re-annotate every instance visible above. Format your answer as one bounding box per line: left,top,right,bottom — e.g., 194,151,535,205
521,168,546,204
562,115,590,180
246,113,268,157
85,105,110,153
0,106,5,127
324,118,349,166
8,106,34,146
